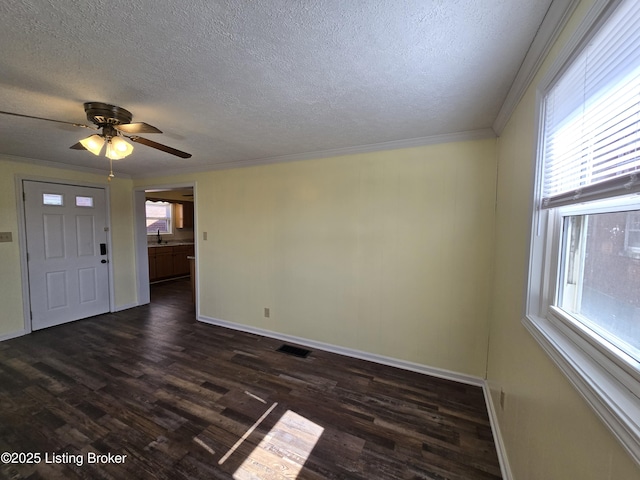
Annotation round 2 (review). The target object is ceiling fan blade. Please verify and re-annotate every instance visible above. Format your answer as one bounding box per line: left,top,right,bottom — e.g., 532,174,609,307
70,142,87,150
128,136,192,158
0,110,95,129
114,122,162,134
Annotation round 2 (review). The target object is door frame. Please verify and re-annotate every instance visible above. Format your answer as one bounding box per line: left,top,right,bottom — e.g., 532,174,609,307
133,182,197,308
15,175,115,334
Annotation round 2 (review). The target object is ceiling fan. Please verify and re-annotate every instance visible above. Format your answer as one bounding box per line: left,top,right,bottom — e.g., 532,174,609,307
0,102,192,178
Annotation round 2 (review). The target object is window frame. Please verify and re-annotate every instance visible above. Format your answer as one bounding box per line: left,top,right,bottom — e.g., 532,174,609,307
145,200,173,236
625,211,640,256
526,0,640,466
554,198,640,377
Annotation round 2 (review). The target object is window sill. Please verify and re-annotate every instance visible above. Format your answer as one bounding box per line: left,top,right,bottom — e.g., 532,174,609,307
522,313,640,465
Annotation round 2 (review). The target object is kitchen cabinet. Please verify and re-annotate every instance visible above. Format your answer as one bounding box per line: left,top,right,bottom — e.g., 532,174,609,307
155,247,174,279
172,245,192,276
148,244,195,282
175,202,194,229
189,256,196,303
148,248,157,280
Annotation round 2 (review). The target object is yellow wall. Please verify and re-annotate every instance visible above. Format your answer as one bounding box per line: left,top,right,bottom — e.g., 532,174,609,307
487,0,640,477
0,156,137,337
136,138,497,377
4,4,638,474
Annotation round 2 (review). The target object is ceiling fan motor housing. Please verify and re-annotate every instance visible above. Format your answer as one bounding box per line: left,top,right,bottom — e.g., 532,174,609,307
84,102,132,127
0,102,191,159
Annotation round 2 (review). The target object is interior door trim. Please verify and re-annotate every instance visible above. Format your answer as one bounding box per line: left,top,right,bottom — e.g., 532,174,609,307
132,182,197,310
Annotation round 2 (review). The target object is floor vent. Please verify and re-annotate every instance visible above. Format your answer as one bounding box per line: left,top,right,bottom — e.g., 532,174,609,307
276,344,311,358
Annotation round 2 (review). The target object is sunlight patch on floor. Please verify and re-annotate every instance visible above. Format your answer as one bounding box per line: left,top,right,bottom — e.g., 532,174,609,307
232,410,324,480
219,402,279,465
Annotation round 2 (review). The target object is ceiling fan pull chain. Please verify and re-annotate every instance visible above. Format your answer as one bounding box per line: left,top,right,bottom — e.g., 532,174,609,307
108,157,114,181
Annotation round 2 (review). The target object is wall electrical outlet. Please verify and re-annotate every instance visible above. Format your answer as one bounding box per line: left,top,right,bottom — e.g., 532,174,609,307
0,232,13,243
264,307,270,318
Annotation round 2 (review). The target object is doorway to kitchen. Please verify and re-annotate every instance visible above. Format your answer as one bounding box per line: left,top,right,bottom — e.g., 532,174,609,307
133,184,196,309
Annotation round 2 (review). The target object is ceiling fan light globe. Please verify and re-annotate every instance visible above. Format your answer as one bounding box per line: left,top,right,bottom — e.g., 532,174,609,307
79,134,104,156
111,136,133,154
107,137,133,159
105,142,126,160
105,151,125,160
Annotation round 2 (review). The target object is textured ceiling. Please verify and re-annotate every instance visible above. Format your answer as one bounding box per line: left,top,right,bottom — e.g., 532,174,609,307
0,0,554,178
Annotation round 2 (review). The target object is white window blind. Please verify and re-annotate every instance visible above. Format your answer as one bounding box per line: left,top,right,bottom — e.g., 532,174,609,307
542,0,640,209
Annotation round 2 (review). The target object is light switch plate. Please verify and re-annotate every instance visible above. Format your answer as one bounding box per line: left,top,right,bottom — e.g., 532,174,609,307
0,232,12,243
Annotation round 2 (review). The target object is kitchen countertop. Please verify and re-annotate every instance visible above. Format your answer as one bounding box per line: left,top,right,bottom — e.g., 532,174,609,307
148,242,194,248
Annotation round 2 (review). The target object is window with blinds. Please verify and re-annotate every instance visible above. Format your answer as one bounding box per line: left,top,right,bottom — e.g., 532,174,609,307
540,0,640,362
541,0,640,209
527,0,640,462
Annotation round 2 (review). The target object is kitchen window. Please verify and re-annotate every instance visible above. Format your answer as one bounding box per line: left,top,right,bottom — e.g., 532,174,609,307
526,0,640,465
146,200,173,235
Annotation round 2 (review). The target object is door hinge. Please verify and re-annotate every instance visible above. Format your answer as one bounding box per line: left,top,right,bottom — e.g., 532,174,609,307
26,252,29,262
23,191,26,201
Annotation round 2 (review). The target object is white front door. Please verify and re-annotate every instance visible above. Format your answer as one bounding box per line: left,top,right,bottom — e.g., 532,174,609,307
23,180,110,330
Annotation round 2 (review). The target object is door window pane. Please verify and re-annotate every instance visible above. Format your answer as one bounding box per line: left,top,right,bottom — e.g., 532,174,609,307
75,196,94,207
43,193,63,206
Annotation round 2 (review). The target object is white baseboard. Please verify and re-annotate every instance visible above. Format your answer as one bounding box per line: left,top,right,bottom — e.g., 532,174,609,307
2,312,512,477
482,382,514,480
198,314,484,387
0,304,140,341
198,314,513,477
0,329,27,342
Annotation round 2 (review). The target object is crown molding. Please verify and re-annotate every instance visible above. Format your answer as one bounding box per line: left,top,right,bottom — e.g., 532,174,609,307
493,0,581,135
538,0,622,94
0,153,132,179
133,128,496,179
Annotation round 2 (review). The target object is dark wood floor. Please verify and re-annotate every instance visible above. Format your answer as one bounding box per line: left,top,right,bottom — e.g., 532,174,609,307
0,278,501,479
